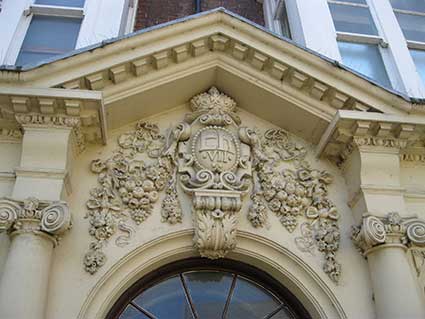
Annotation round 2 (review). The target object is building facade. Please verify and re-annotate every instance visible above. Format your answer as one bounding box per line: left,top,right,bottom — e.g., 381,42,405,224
0,1,425,318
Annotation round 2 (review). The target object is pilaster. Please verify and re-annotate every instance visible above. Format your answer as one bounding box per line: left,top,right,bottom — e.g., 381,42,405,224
0,87,105,319
0,197,71,319
319,110,425,318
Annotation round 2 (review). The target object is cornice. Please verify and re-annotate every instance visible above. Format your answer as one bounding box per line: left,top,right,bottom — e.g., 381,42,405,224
53,32,377,119
0,87,106,152
317,110,425,166
0,10,413,117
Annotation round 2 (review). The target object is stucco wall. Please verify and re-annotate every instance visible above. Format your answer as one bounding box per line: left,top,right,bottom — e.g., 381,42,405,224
33,105,374,319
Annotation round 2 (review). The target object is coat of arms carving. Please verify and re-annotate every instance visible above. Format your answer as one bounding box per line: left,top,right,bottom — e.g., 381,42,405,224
84,87,341,283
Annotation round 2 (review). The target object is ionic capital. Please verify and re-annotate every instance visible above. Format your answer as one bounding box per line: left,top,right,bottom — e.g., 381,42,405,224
351,212,425,255
0,197,72,245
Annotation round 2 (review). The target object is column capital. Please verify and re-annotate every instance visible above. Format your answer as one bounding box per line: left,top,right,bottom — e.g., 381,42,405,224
0,197,72,246
351,212,425,256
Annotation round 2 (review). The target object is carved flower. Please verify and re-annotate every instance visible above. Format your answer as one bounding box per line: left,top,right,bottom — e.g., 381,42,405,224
142,180,155,192
316,221,340,253
89,212,116,241
248,194,268,228
161,188,182,225
269,198,282,212
285,182,296,195
91,159,106,173
125,180,136,191
323,256,341,283
286,194,298,207
84,242,106,275
275,191,288,201
263,189,276,201
132,187,145,198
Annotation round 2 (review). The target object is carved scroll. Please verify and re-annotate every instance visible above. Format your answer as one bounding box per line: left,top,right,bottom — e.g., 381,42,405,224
84,87,342,283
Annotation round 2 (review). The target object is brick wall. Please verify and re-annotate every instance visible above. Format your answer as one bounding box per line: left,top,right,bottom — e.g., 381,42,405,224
134,0,264,30
201,0,264,25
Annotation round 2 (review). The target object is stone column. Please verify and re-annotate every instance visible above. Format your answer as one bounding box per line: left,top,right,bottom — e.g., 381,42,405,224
0,198,71,319
352,213,425,319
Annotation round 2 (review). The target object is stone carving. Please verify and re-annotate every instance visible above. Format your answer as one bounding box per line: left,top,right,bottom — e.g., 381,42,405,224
0,197,71,245
353,136,408,149
15,113,86,153
351,212,425,255
84,87,341,282
411,249,425,290
171,88,253,259
255,129,341,283
0,128,23,141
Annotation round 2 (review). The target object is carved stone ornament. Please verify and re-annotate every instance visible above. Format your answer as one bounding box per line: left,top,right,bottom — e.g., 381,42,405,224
351,212,425,255
84,87,342,282
0,197,72,245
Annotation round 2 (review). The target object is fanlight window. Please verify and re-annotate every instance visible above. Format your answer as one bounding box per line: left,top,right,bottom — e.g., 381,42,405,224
107,259,310,319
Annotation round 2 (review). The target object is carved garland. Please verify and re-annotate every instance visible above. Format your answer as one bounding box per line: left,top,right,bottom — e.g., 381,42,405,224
84,87,341,283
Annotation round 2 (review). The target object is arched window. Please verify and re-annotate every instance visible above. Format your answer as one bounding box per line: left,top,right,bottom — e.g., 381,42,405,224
107,258,311,319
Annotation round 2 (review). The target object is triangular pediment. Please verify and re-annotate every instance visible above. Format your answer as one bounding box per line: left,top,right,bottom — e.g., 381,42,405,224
0,8,422,145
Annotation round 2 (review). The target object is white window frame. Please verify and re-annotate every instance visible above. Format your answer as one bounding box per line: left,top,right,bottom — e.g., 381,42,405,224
263,0,293,38
119,0,137,35
326,0,404,89
4,0,86,65
391,6,425,51
389,2,425,92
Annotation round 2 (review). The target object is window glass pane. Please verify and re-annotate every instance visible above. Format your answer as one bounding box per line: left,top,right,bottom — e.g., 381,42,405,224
119,305,149,319
133,276,193,319
331,0,367,4
35,0,85,7
183,271,233,319
16,16,81,66
338,41,391,88
227,276,281,318
411,49,425,84
395,12,425,43
280,5,291,39
271,307,295,319
329,3,378,35
390,0,425,13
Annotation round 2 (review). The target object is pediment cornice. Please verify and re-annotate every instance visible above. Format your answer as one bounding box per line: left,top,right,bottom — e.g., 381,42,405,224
0,10,416,117
2,9,425,152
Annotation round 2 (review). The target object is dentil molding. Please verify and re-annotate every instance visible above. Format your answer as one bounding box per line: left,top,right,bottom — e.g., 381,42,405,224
351,212,425,255
84,87,342,283
0,197,72,245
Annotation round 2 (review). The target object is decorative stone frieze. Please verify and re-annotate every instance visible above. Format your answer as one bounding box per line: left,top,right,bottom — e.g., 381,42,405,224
0,128,22,142
0,88,105,154
59,32,377,116
0,197,71,245
84,87,341,282
351,212,425,255
318,111,425,167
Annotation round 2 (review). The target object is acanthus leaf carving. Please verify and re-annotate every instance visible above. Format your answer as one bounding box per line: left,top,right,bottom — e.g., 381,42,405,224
84,87,342,283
